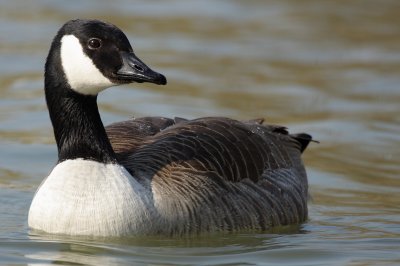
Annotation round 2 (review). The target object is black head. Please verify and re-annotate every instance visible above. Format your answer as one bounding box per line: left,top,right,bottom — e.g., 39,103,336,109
46,19,166,95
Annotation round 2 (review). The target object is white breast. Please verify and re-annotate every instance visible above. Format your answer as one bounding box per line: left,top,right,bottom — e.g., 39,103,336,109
28,159,158,236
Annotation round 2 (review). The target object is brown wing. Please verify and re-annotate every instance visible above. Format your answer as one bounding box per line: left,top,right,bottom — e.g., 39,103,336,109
111,117,310,184
106,117,312,232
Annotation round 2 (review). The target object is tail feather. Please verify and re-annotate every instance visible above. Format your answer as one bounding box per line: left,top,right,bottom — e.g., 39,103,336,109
290,133,317,153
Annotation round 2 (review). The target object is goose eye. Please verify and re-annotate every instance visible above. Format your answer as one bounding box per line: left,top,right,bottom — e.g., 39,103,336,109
88,38,102,50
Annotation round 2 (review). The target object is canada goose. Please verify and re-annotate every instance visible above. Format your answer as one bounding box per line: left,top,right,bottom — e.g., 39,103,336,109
28,19,312,236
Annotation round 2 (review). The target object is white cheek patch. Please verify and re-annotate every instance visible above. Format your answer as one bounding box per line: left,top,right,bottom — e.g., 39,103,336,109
60,35,116,95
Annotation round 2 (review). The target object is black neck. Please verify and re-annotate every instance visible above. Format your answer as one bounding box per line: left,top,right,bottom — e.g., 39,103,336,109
45,46,116,164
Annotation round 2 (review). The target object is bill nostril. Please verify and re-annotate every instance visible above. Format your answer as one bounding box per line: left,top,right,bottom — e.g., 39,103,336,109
134,65,143,72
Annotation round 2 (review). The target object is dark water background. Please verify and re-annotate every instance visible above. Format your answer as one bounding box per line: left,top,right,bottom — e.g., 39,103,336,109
0,0,399,265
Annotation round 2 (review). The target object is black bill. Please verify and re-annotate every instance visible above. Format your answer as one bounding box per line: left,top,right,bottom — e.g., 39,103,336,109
116,52,167,85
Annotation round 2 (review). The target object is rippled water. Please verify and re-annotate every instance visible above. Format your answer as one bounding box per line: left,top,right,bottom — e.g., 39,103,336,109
1,0,399,265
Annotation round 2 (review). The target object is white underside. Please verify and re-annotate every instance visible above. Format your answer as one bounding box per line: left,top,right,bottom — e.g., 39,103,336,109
60,35,116,95
28,159,159,236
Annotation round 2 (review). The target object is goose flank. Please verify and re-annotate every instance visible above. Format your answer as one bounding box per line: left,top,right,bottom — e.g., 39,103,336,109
28,19,313,236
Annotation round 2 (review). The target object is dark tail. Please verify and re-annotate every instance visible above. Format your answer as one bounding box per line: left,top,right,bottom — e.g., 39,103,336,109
290,133,318,153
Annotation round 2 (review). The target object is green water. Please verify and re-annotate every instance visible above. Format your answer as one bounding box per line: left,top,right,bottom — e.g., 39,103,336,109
1,0,399,265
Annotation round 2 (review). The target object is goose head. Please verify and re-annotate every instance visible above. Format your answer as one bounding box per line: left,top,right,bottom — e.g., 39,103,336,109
43,19,167,163
46,19,166,96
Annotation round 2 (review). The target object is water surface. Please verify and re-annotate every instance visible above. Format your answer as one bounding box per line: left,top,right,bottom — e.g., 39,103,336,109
1,0,399,265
